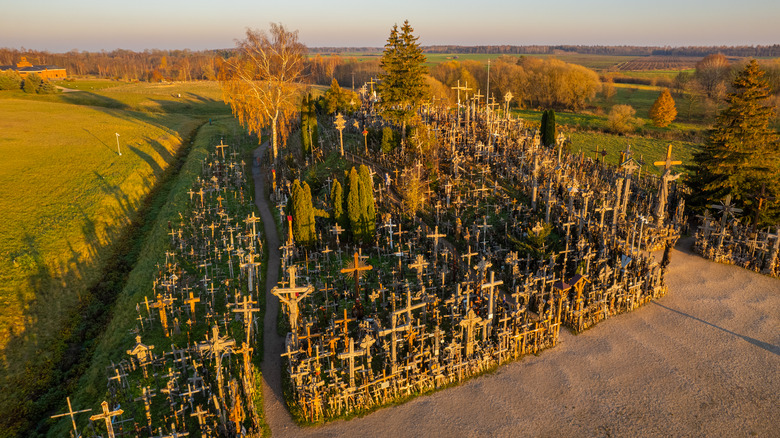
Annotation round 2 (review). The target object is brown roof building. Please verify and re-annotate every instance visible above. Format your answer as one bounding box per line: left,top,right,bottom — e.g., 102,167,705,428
0,57,67,80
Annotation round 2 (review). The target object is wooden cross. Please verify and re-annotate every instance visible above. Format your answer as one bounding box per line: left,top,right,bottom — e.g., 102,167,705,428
89,401,124,438
215,140,229,159
197,325,235,403
481,271,504,321
126,335,155,378
190,404,210,428
50,397,91,437
334,308,354,337
330,224,345,245
652,145,682,225
459,309,482,357
149,293,175,336
426,226,446,259
183,290,201,322
408,254,429,282
335,113,346,156
271,266,314,345
134,386,156,432
232,294,260,343
751,183,776,230
338,337,365,387
461,245,478,268
341,252,373,301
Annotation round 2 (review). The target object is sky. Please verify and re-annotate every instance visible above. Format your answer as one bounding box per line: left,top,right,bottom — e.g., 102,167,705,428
2,0,779,52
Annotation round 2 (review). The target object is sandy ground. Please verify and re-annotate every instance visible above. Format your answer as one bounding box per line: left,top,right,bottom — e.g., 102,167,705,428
254,147,780,437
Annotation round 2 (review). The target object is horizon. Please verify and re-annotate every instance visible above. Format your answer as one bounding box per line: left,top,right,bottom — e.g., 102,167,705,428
2,0,779,53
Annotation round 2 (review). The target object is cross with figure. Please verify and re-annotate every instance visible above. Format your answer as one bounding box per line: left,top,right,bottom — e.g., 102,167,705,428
653,144,682,226
272,265,314,346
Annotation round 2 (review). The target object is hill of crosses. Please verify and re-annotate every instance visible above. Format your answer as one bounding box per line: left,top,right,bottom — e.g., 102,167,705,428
271,87,687,423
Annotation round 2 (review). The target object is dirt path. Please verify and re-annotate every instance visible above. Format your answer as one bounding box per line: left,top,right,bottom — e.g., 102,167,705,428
260,228,779,437
252,144,297,435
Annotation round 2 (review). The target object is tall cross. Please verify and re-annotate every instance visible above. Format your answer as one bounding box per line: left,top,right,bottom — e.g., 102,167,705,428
232,295,260,344
50,397,91,438
481,271,504,321
408,254,429,283
653,144,682,226
427,226,446,260
338,337,365,387
341,252,373,302
271,266,314,345
89,401,124,438
183,290,201,322
197,325,235,403
459,309,482,357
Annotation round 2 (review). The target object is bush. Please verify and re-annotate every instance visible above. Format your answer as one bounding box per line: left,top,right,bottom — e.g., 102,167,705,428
608,104,641,134
23,73,42,93
37,80,60,94
0,71,22,90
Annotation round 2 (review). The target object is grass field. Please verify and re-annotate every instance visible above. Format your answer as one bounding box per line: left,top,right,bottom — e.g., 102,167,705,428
0,79,232,436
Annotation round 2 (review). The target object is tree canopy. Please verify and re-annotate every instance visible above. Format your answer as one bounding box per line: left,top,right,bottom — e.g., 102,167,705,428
689,59,779,224
378,20,429,134
649,88,678,127
219,23,307,162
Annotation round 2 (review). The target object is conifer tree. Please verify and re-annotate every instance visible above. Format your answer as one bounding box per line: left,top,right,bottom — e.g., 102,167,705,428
378,20,429,143
291,179,316,245
331,178,345,227
540,110,548,145
689,59,779,224
649,88,677,127
347,167,362,240
302,181,316,245
359,165,376,239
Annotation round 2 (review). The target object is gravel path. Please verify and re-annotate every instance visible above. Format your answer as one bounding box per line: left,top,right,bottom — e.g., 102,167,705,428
254,152,780,438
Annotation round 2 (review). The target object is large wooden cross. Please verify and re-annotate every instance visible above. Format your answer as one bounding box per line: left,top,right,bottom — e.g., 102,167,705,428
481,271,504,322
197,325,235,403
341,252,373,302
653,144,682,226
232,295,260,343
427,226,446,259
272,265,314,345
459,309,482,357
183,290,201,322
408,254,429,283
50,397,91,438
149,293,175,336
338,337,366,387
89,401,124,438
126,335,154,378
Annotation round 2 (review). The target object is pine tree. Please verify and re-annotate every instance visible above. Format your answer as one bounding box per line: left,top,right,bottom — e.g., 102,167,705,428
689,59,779,223
378,20,429,142
302,181,316,245
331,178,345,227
347,167,362,241
291,179,305,244
649,88,677,127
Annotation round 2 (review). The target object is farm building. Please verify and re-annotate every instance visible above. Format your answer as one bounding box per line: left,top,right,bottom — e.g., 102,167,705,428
0,57,66,79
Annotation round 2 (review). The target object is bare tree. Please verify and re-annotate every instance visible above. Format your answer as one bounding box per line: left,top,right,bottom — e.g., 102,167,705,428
219,23,307,162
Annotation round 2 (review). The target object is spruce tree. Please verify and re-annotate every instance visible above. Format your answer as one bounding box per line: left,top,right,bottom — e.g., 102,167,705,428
378,20,429,142
689,59,779,224
649,88,677,127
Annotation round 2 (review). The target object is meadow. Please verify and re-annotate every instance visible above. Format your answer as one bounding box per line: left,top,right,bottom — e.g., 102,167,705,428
0,80,232,436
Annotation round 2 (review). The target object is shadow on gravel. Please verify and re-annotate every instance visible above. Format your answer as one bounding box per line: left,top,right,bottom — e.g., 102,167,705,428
651,302,779,356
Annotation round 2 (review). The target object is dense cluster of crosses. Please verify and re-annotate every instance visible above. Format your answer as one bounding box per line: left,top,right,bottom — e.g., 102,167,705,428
51,141,263,437
272,88,686,422
693,194,780,276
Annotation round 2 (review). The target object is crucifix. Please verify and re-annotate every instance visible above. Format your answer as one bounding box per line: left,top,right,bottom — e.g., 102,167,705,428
149,293,175,336
271,265,314,346
652,145,682,226
89,401,124,438
50,397,91,438
126,335,155,378
408,254,429,284
341,251,373,302
459,308,482,357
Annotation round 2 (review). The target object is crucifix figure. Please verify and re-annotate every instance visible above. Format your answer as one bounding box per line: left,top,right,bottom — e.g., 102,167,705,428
89,401,124,438
653,145,682,226
341,252,373,302
197,325,235,403
126,335,155,378
271,265,314,346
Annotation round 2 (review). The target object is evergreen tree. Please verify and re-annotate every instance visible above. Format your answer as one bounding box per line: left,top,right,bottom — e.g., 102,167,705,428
689,59,779,224
302,181,316,245
323,79,358,115
347,167,362,241
0,71,22,90
300,94,319,156
23,73,42,94
543,109,556,146
540,111,548,145
649,88,677,127
331,178,345,227
378,20,429,142
359,165,376,240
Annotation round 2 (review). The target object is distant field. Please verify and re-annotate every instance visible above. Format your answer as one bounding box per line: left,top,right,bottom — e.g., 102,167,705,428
0,80,231,436
612,56,701,71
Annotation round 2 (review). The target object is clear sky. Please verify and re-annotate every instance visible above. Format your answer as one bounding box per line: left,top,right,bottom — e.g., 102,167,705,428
2,0,778,52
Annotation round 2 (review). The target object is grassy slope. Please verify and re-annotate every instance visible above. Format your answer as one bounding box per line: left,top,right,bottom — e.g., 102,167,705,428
0,80,231,437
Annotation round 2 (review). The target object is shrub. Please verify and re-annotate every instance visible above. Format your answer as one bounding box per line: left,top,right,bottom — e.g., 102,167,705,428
608,104,641,134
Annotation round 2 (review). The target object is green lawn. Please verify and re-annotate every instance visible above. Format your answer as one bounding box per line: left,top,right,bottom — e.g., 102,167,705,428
0,80,231,437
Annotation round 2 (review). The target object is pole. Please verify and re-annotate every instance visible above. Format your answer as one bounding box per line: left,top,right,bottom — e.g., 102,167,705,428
115,133,121,156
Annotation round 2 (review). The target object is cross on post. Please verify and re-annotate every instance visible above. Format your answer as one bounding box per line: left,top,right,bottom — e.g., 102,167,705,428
89,401,124,438
335,113,346,156
271,265,314,346
341,252,373,302
50,397,91,438
653,144,682,226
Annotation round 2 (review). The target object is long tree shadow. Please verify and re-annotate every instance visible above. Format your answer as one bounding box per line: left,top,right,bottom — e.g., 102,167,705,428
651,302,780,356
